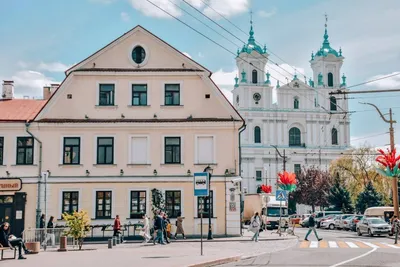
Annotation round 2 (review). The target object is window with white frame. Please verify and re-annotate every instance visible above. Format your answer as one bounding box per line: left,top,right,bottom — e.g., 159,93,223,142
131,136,148,164
196,136,214,164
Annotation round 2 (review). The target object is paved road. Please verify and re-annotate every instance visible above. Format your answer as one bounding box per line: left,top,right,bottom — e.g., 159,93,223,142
219,227,400,267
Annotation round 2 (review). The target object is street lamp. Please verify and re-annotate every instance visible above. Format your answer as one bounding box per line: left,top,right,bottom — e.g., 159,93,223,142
203,165,213,240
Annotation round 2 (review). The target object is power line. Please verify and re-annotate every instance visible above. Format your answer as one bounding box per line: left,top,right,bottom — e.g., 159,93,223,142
350,132,389,142
146,0,336,115
347,72,400,89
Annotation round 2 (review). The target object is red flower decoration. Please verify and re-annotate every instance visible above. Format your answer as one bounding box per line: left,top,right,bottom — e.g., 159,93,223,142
260,184,272,194
376,148,400,171
278,171,297,185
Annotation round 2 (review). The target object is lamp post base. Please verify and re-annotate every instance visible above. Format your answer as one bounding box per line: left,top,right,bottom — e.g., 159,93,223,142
207,228,213,240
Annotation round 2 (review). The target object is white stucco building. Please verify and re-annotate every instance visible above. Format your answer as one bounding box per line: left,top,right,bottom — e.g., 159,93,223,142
233,20,350,202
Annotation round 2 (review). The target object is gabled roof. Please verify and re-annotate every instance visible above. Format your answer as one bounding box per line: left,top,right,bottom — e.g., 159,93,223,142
65,25,211,76
0,99,47,122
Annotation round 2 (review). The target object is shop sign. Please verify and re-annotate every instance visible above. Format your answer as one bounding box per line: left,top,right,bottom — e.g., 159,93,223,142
0,178,22,192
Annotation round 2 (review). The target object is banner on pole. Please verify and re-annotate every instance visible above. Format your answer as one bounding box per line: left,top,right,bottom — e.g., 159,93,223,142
194,172,209,197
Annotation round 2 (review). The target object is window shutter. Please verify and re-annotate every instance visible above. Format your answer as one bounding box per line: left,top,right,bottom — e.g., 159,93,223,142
131,137,148,164
197,136,214,164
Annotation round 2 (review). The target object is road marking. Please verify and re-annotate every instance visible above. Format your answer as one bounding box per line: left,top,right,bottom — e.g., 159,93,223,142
310,241,318,248
319,241,328,248
330,248,377,267
337,241,349,248
353,241,370,248
382,243,400,249
361,242,379,249
328,241,338,248
299,241,310,248
345,242,358,248
374,243,390,248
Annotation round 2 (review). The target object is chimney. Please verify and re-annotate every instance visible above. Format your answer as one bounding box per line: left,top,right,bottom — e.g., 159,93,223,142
43,83,59,100
2,80,14,99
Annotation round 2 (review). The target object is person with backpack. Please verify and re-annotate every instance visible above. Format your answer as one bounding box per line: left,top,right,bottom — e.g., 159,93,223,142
249,212,261,242
304,214,322,241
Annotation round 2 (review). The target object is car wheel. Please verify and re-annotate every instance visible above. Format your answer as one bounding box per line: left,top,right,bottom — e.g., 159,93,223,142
389,233,394,236
368,229,373,237
357,228,362,236
329,224,335,230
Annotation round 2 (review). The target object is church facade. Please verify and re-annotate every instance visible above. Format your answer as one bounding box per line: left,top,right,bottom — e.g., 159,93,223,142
233,20,351,204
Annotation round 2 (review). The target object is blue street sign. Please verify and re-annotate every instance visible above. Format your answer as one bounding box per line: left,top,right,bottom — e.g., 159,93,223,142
194,172,209,197
276,190,288,201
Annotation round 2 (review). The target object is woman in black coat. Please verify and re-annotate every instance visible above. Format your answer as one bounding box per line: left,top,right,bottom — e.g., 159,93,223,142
0,223,31,260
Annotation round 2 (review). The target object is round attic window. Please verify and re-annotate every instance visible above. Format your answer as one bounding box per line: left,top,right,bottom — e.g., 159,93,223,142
131,46,146,64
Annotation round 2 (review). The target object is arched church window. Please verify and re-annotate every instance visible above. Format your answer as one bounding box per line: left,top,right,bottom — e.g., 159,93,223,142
331,128,338,145
289,127,301,147
254,126,261,143
294,97,299,109
328,72,334,87
252,70,258,84
330,96,337,111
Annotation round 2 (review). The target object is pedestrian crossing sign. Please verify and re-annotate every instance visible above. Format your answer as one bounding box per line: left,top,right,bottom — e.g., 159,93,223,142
276,190,288,201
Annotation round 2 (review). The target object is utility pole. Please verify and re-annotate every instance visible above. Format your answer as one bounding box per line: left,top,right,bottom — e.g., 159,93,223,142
361,102,398,218
271,145,287,171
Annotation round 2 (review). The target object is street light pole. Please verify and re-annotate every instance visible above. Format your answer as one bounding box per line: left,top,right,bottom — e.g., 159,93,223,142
204,166,213,240
361,102,398,218
271,145,287,171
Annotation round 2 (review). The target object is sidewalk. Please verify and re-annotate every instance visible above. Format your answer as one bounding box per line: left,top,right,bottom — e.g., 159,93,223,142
2,231,298,267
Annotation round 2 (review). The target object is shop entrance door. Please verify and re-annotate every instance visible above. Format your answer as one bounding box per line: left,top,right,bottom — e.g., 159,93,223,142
0,205,13,224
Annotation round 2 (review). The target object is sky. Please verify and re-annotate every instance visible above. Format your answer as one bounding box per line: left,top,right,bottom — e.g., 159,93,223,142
1,0,400,148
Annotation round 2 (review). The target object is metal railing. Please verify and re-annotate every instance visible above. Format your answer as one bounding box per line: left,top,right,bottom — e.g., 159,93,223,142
22,228,76,250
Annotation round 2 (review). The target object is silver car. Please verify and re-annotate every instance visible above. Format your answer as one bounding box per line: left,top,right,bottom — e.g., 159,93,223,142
320,215,340,230
357,217,391,237
335,214,354,229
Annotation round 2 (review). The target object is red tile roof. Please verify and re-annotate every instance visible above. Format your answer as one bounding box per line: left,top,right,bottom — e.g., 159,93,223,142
0,99,47,122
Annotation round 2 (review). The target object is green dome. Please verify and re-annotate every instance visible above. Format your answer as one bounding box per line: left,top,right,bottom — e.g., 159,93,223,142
239,21,267,55
314,28,341,58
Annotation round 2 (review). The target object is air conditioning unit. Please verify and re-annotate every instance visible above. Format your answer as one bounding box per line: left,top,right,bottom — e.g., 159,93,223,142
229,168,236,175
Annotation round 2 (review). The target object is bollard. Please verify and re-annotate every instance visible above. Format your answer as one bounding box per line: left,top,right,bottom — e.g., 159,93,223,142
112,237,116,246
108,239,113,249
116,236,120,245
58,236,68,252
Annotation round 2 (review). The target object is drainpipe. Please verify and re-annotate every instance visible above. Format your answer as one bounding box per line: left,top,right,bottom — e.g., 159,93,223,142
238,122,246,236
25,122,42,228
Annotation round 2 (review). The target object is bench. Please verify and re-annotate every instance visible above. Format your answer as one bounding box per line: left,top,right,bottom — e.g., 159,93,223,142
0,246,17,260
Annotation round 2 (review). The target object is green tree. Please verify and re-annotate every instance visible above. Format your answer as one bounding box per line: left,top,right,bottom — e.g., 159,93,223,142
328,174,354,213
292,166,332,212
355,181,383,213
62,210,91,250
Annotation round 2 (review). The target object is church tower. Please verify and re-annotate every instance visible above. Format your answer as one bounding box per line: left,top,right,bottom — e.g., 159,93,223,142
232,16,273,111
310,15,346,89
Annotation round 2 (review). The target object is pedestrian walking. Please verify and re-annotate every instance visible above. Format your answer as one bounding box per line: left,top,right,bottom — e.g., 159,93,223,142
153,212,166,245
39,214,45,243
174,212,186,239
393,215,400,244
304,214,322,241
162,214,171,244
113,215,123,243
249,212,261,242
42,216,55,248
141,214,151,243
0,223,32,260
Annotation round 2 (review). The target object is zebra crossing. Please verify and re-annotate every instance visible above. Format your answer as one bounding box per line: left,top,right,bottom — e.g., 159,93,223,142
299,240,400,249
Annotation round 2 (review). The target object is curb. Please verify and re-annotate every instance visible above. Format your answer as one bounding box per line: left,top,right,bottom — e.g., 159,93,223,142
187,255,242,267
170,237,297,243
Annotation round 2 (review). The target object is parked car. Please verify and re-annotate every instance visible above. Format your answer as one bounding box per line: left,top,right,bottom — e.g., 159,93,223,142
315,211,343,228
357,217,391,237
300,214,311,227
335,214,354,230
350,215,364,232
320,215,340,230
289,214,302,225
342,215,356,231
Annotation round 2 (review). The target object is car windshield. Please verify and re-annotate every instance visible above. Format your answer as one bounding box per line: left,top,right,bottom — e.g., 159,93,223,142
267,207,288,217
368,218,386,224
345,216,355,220
342,215,352,219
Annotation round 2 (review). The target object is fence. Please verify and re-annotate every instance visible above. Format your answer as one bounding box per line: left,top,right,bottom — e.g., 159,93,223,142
22,228,76,250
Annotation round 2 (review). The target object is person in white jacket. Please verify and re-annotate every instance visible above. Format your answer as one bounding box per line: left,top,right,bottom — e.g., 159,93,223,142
249,212,261,242
142,214,151,243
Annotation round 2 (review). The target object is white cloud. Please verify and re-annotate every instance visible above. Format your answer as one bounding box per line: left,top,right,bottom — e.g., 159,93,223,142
258,8,277,18
198,52,204,58
129,0,182,18
182,52,192,59
366,71,400,89
129,0,248,19
120,12,130,22
6,70,58,98
37,62,71,72
220,88,233,103
203,0,249,19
